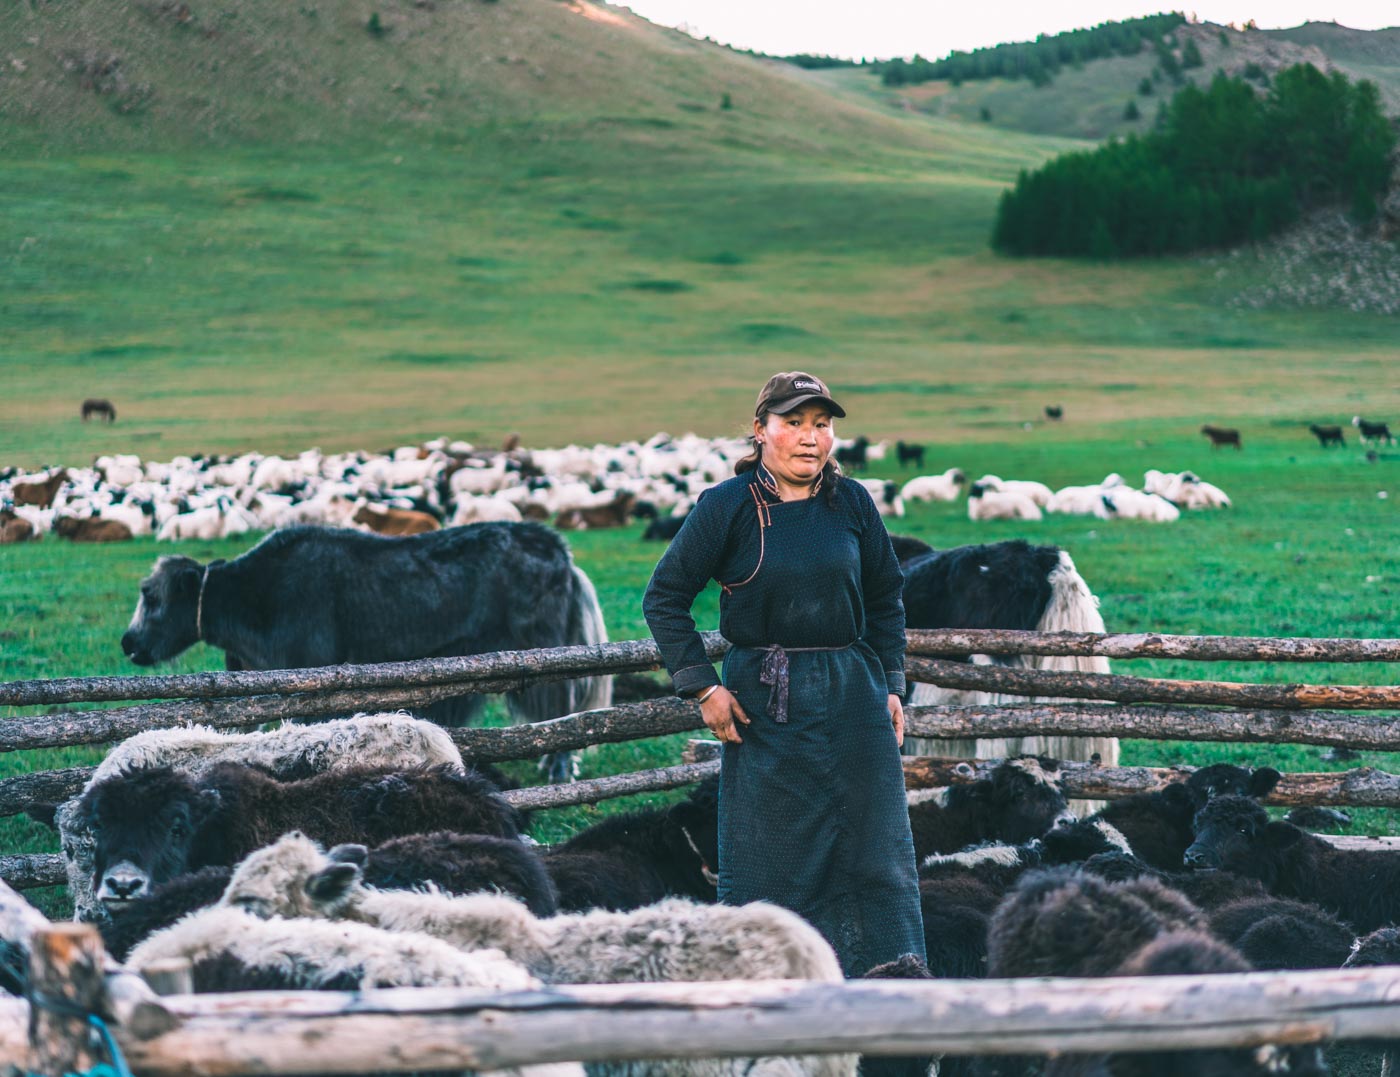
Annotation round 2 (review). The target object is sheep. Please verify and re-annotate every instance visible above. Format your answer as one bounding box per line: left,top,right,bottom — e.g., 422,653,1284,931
450,494,524,525
966,483,1041,521
1046,484,1114,518
126,905,537,993
1309,424,1346,448
40,762,518,915
1353,416,1395,445
1099,488,1180,523
221,835,856,1077
42,712,466,923
53,515,134,542
973,475,1053,508
1186,795,1400,932
99,831,558,960
894,442,926,470
899,469,965,503
855,479,904,518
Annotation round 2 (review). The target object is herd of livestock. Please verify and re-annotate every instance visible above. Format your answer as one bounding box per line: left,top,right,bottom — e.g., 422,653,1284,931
0,433,1236,545
7,712,1397,1077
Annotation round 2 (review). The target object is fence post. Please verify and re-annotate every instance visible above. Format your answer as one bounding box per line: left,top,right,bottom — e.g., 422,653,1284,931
27,924,107,1077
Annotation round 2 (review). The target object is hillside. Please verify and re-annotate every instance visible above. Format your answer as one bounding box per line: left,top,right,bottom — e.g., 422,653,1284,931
0,0,939,160
814,21,1400,142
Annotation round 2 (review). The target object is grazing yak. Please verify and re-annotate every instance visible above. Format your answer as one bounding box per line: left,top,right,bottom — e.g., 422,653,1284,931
120,523,612,782
1186,795,1400,932
36,762,519,910
900,539,1115,771
46,713,465,922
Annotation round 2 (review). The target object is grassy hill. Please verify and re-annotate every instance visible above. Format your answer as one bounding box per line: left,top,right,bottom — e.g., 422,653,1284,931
815,21,1400,142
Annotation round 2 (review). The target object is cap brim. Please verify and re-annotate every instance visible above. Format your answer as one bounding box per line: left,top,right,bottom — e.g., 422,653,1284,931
767,393,847,419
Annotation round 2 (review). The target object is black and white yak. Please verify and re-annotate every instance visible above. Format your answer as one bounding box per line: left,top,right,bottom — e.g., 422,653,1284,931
119,523,612,783
899,539,1115,770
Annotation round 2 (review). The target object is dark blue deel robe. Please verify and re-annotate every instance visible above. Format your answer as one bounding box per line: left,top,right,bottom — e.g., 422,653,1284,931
642,465,926,977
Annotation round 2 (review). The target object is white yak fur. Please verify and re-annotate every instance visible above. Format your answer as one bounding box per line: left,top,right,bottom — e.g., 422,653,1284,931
907,550,1117,809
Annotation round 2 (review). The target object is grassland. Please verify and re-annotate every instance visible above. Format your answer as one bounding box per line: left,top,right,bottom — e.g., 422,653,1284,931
1,1,1398,919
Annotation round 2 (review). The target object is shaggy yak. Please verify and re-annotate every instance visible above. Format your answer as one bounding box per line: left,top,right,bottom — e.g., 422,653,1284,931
1186,795,1400,933
543,776,719,911
119,523,612,782
32,762,518,909
900,539,1114,771
906,757,1075,862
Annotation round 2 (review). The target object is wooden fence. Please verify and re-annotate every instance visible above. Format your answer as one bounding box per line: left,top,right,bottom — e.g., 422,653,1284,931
1,630,1399,1074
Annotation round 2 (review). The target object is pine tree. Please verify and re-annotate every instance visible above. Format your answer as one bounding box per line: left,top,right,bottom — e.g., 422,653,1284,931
1124,100,1141,121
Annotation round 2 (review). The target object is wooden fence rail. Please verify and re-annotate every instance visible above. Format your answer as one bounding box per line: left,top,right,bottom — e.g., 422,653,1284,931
4,969,1400,1076
905,630,1400,663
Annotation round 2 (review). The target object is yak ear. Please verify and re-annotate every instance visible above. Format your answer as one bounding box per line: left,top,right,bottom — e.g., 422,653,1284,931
305,863,361,903
327,843,369,867
1248,768,1282,798
24,803,59,830
194,788,222,821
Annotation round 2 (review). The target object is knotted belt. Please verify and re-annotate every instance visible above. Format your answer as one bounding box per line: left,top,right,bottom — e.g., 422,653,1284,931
757,642,855,724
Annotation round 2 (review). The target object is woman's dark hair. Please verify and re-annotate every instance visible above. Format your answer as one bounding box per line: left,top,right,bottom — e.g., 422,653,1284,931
734,414,841,506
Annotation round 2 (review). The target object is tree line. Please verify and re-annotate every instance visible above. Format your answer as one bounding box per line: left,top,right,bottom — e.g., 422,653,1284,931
991,65,1397,258
877,13,1186,88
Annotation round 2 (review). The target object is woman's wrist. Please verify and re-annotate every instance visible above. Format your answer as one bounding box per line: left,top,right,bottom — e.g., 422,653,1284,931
694,684,720,704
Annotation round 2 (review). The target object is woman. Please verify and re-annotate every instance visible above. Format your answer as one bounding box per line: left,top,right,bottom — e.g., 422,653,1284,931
643,371,925,977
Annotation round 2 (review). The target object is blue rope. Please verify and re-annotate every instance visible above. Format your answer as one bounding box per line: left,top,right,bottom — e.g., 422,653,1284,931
20,1014,134,1077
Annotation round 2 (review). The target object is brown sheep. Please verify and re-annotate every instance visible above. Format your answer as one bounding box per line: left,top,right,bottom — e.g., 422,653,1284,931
352,504,440,536
0,509,36,544
53,515,133,543
555,492,636,531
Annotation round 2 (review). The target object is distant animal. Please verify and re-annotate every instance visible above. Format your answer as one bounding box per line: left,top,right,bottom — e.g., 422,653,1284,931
1308,423,1345,448
1200,424,1241,450
118,525,611,778
901,540,1114,770
642,515,686,542
835,435,870,471
895,441,925,468
52,515,133,543
11,469,68,509
1353,416,1395,445
966,482,1042,521
0,509,36,544
900,469,965,503
352,503,439,535
555,491,636,530
81,398,117,423
1044,405,1063,421
856,478,904,518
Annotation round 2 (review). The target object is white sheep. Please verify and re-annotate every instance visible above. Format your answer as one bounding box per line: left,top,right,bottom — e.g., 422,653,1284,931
855,479,904,518
899,469,965,503
57,713,464,923
451,494,525,526
1046,484,1114,518
967,484,1042,521
1176,480,1231,510
219,835,854,1077
974,475,1053,508
1100,488,1180,523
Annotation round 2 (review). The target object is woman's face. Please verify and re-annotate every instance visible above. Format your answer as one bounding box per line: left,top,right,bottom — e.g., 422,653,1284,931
755,403,835,488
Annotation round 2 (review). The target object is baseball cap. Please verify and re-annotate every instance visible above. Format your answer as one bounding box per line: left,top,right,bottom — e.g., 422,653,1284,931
754,371,846,419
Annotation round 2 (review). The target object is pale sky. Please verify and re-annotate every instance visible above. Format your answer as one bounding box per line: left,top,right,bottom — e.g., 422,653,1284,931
618,1,1398,61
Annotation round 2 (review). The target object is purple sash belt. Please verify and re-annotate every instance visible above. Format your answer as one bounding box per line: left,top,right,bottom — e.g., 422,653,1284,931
757,642,855,724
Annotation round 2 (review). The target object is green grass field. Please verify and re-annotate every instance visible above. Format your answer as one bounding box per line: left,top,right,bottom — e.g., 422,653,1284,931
2,0,1399,922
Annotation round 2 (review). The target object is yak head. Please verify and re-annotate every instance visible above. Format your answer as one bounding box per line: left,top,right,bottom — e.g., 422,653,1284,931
75,766,222,907
989,756,1075,844
1183,795,1300,883
121,555,206,665
1183,764,1280,809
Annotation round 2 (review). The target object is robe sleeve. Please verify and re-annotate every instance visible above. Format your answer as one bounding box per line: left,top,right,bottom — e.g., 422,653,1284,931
852,483,907,697
642,489,729,696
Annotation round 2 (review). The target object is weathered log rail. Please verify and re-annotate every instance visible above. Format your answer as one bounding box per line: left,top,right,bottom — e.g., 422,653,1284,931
905,630,1400,663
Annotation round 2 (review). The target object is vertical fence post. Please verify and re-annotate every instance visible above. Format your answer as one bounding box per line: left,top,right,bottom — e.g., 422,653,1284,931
27,924,107,1077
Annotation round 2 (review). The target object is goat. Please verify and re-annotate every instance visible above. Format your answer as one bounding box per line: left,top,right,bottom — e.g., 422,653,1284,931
895,441,925,469
1353,416,1395,445
1308,424,1345,448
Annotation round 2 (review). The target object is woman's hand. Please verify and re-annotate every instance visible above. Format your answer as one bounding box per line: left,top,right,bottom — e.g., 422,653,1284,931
699,686,751,745
889,694,905,747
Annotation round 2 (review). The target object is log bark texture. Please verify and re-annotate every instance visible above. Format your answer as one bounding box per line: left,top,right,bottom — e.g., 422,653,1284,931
26,924,106,1077
0,635,728,708
453,699,702,763
901,703,1400,752
502,762,719,812
906,657,1400,709
0,767,93,819
906,630,1400,663
109,970,1400,1075
0,855,66,891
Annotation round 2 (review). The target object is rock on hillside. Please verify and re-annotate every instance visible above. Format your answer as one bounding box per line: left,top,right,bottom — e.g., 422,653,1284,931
1173,22,1336,85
